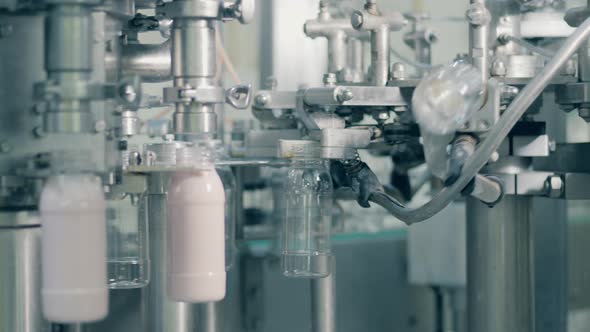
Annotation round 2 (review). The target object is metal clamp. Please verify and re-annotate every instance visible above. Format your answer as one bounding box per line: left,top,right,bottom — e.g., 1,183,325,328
163,86,225,104
225,84,252,109
156,0,220,19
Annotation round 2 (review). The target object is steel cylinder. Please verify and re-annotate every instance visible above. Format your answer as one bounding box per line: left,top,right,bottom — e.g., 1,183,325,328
371,25,389,86
45,4,93,73
467,195,535,332
0,211,45,332
327,32,347,74
142,173,197,332
172,19,216,86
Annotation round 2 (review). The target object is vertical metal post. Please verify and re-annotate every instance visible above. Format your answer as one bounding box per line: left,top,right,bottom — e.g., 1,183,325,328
467,196,535,332
142,173,197,332
371,25,390,86
0,212,44,332
196,302,222,332
468,0,490,90
311,262,336,332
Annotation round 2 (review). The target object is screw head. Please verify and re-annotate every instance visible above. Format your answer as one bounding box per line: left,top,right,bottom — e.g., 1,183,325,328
254,94,268,107
336,88,354,103
119,84,137,103
390,62,407,80
545,175,564,198
492,59,507,77
323,73,338,86
351,11,364,29
466,3,490,26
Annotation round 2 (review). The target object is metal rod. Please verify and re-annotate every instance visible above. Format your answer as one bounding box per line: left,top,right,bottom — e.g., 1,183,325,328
311,262,336,332
142,173,196,332
467,196,534,332
371,25,390,86
469,0,489,89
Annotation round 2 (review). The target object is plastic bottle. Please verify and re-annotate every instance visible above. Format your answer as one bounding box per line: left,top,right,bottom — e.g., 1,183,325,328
40,174,108,323
412,60,485,135
166,146,226,302
279,140,334,278
106,194,150,289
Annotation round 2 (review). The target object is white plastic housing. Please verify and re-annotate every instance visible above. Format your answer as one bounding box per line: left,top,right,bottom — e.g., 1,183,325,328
40,175,108,323
167,170,226,302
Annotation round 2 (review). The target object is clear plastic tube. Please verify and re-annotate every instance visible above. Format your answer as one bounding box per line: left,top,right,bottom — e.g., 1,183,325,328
280,141,333,278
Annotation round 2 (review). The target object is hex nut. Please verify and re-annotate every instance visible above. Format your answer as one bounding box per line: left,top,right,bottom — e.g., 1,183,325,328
545,175,564,198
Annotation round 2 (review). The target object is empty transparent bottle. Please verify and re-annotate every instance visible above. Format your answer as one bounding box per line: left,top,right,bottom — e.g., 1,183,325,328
280,140,333,278
106,194,150,289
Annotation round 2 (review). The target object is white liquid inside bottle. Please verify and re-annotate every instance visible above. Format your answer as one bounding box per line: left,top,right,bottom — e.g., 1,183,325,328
167,169,226,302
40,174,109,323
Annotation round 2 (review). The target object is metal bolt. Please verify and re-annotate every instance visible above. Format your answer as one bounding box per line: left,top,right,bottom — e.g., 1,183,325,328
390,62,407,80
33,127,45,138
501,85,519,104
491,59,507,77
351,11,364,29
489,151,500,163
372,110,390,122
254,93,268,107
323,73,337,86
336,88,354,103
120,84,138,103
548,140,557,152
128,151,141,166
545,175,564,198
466,3,490,26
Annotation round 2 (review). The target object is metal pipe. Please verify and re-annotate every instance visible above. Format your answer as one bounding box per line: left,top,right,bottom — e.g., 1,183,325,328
372,25,389,86
467,196,534,332
43,2,95,133
171,18,219,140
368,17,590,225
196,302,222,332
121,40,171,82
468,0,490,89
0,212,43,332
142,173,197,332
311,266,336,332
327,32,348,73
